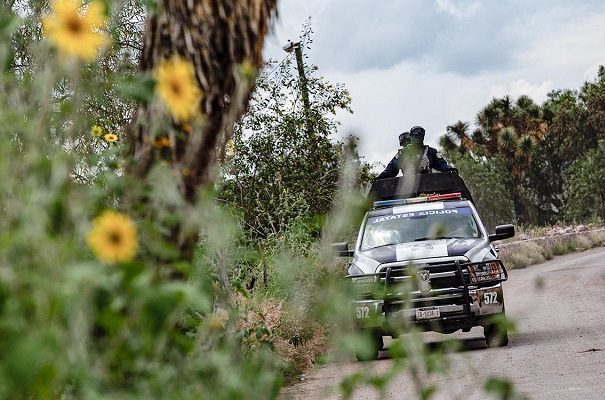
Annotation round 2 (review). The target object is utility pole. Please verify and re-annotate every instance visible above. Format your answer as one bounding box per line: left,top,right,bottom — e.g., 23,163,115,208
283,41,312,136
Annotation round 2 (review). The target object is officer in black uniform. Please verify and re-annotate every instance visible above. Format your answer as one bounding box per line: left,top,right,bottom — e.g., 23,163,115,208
376,126,456,180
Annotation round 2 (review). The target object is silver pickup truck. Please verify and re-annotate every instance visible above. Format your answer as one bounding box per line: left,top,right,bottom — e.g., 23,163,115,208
334,176,514,361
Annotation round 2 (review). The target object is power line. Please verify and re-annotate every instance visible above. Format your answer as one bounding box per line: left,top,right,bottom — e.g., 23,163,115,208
264,51,293,79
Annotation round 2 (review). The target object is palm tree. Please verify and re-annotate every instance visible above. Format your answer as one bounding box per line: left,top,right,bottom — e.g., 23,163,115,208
445,120,474,155
476,97,509,155
465,95,549,225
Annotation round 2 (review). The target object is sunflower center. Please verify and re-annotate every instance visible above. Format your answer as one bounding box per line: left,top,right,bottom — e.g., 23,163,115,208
108,231,122,245
169,79,182,96
66,15,84,35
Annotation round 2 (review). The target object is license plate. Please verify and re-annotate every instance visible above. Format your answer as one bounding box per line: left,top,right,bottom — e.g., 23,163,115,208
416,307,440,320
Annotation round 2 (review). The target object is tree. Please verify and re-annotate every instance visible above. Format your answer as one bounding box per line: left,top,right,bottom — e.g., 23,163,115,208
440,120,473,155
219,28,366,241
563,140,605,222
442,95,548,224
126,0,277,197
0,1,300,397
123,0,278,256
439,151,515,231
580,66,605,145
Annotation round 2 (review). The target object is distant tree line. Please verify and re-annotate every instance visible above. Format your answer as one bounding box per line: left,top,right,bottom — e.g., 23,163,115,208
440,66,605,227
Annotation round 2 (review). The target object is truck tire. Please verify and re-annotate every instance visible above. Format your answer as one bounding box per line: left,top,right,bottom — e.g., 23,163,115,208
355,335,383,361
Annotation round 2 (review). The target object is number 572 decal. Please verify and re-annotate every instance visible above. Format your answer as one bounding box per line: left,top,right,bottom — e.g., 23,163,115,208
483,292,498,304
356,306,370,319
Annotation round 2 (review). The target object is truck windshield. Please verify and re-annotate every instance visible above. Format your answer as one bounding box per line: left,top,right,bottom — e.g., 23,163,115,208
361,206,481,251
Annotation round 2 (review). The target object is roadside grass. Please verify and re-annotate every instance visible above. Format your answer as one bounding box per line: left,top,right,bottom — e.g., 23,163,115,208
502,229,605,269
238,296,328,384
504,242,546,269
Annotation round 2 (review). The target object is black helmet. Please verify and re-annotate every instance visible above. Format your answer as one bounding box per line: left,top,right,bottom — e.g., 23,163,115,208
409,125,425,145
398,131,410,147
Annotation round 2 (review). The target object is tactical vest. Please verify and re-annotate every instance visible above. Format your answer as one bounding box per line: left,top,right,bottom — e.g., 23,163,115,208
397,146,430,173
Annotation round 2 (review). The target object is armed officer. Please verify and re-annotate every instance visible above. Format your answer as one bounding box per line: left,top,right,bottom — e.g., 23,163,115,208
376,125,456,180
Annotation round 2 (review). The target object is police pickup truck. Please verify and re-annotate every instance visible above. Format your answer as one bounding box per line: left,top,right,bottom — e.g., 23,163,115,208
333,173,515,360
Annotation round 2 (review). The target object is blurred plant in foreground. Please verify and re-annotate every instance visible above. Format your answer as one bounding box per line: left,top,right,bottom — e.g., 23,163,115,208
0,2,524,399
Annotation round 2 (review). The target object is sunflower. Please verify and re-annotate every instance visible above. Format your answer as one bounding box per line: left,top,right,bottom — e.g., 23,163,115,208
104,133,118,143
42,0,109,62
91,124,103,137
155,56,202,121
87,210,138,263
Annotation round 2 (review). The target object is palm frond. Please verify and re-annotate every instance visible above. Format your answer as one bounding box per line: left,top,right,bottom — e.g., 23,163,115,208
498,126,517,151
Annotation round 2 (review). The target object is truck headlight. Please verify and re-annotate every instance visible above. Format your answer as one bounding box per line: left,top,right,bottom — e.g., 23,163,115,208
346,264,378,297
467,260,507,284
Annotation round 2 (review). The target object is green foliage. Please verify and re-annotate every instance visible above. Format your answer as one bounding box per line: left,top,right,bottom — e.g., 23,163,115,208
0,3,287,398
563,140,605,222
444,153,516,231
441,67,605,226
484,377,515,400
0,5,532,400
551,241,573,255
219,28,371,243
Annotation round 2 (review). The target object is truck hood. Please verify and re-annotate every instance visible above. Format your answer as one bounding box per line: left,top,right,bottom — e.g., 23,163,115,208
353,238,493,274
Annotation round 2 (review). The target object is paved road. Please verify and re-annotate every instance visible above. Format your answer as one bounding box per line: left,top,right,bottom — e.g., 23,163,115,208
283,248,605,399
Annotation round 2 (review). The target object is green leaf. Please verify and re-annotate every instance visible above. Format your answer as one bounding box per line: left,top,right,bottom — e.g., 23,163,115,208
484,376,514,400
117,74,156,104
421,385,437,400
339,372,363,399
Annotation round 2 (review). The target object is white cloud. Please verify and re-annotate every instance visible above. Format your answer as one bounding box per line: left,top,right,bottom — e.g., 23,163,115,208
488,79,554,104
262,1,605,166
584,63,603,82
326,64,499,163
435,0,481,19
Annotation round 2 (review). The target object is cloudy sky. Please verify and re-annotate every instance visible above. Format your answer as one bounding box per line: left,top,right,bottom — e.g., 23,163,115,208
263,0,605,167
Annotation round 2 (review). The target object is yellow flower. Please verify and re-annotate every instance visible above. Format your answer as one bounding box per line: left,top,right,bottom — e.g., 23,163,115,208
87,210,138,263
43,0,109,62
104,133,118,143
155,56,202,121
91,125,103,137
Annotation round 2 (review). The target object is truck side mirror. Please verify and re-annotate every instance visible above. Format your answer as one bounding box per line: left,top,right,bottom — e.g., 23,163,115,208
331,242,354,257
489,224,515,242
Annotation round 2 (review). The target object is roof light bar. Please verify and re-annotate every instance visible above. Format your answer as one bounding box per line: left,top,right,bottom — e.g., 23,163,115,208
373,196,428,208
427,192,462,202
373,192,463,209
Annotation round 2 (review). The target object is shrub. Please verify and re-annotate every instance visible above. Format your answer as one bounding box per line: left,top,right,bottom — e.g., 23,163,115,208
502,241,546,269
587,232,605,247
552,241,574,256
237,295,328,384
572,236,592,251
542,246,554,260
506,252,532,269
518,242,546,264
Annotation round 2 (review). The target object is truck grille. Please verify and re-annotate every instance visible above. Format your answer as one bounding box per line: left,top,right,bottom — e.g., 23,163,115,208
376,260,469,301
430,275,462,289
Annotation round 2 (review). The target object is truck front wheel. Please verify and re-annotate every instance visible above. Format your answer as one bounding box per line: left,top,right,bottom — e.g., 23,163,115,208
355,335,383,361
